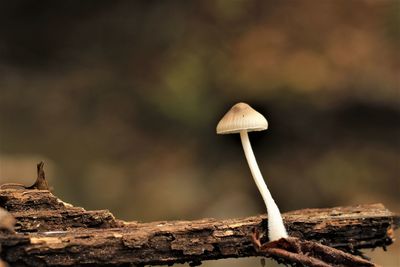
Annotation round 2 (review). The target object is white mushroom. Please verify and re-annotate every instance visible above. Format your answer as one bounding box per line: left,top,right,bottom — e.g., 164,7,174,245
216,102,288,241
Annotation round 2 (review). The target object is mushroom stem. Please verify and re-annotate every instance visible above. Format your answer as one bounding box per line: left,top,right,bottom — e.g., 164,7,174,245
240,131,288,241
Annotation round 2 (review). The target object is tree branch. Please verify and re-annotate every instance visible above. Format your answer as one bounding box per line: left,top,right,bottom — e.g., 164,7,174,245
0,189,398,266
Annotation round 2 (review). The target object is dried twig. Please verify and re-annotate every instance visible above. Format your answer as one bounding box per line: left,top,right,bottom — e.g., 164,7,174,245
0,161,49,190
26,161,49,190
251,229,378,266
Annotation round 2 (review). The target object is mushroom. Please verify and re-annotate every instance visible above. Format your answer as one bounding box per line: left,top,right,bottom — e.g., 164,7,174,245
216,102,288,241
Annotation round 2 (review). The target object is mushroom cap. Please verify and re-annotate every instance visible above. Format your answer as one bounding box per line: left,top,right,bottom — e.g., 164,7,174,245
216,102,268,134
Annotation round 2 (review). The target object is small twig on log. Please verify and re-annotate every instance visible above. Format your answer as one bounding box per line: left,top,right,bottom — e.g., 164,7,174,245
0,161,49,190
25,162,49,190
251,229,378,267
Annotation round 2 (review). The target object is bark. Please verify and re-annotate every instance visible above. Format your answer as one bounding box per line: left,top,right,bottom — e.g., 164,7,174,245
0,189,398,266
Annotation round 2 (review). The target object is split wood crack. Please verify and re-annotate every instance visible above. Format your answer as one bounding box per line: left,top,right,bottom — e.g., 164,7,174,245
0,166,398,266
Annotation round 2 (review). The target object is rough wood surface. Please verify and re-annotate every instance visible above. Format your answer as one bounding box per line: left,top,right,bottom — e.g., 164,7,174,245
0,189,398,266
0,189,120,232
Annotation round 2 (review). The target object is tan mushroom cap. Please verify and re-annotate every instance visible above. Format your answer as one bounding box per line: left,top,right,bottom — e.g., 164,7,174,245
216,102,268,134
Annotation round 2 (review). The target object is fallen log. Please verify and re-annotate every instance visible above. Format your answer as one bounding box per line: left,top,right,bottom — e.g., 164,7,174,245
0,189,398,266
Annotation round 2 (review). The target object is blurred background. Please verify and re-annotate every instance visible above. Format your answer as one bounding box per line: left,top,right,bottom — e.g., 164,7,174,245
0,0,399,266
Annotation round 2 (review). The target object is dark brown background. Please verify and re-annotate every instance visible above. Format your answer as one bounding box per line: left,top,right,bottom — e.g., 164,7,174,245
0,1,399,266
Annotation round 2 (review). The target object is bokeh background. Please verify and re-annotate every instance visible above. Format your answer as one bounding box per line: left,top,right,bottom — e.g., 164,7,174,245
0,1,399,266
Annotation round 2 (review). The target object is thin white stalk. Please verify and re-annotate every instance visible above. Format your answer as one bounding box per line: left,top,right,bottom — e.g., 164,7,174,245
240,131,288,241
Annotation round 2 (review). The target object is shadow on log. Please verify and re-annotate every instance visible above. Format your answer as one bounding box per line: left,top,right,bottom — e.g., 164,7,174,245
0,188,398,266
